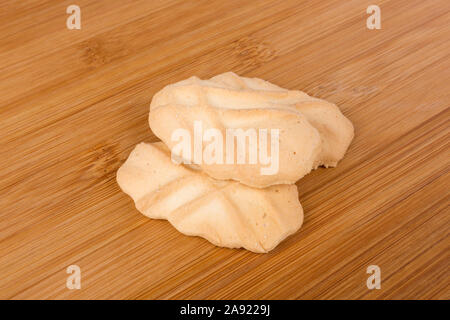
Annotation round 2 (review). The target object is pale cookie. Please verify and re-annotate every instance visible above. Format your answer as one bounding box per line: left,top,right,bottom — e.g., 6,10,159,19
149,72,354,188
116,142,303,253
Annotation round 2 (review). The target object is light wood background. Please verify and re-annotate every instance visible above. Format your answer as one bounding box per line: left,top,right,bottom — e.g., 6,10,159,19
0,0,448,300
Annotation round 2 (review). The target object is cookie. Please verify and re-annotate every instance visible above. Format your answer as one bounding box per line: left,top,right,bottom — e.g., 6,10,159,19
149,72,353,187
116,142,303,253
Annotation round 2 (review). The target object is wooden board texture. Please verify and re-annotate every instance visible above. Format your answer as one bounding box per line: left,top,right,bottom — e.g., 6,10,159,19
0,0,449,300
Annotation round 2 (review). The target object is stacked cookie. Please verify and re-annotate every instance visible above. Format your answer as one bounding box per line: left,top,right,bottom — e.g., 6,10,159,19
117,72,354,253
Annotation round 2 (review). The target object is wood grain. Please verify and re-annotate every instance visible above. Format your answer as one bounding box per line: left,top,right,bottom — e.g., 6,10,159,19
0,0,449,300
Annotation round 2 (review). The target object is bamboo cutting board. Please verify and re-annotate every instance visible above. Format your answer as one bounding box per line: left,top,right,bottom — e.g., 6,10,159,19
0,0,449,300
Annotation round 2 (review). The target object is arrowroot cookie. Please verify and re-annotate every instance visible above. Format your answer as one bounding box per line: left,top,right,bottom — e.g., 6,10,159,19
149,72,354,188
116,142,303,253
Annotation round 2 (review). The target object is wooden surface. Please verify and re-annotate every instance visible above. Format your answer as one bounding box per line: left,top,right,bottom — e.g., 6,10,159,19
0,0,449,300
